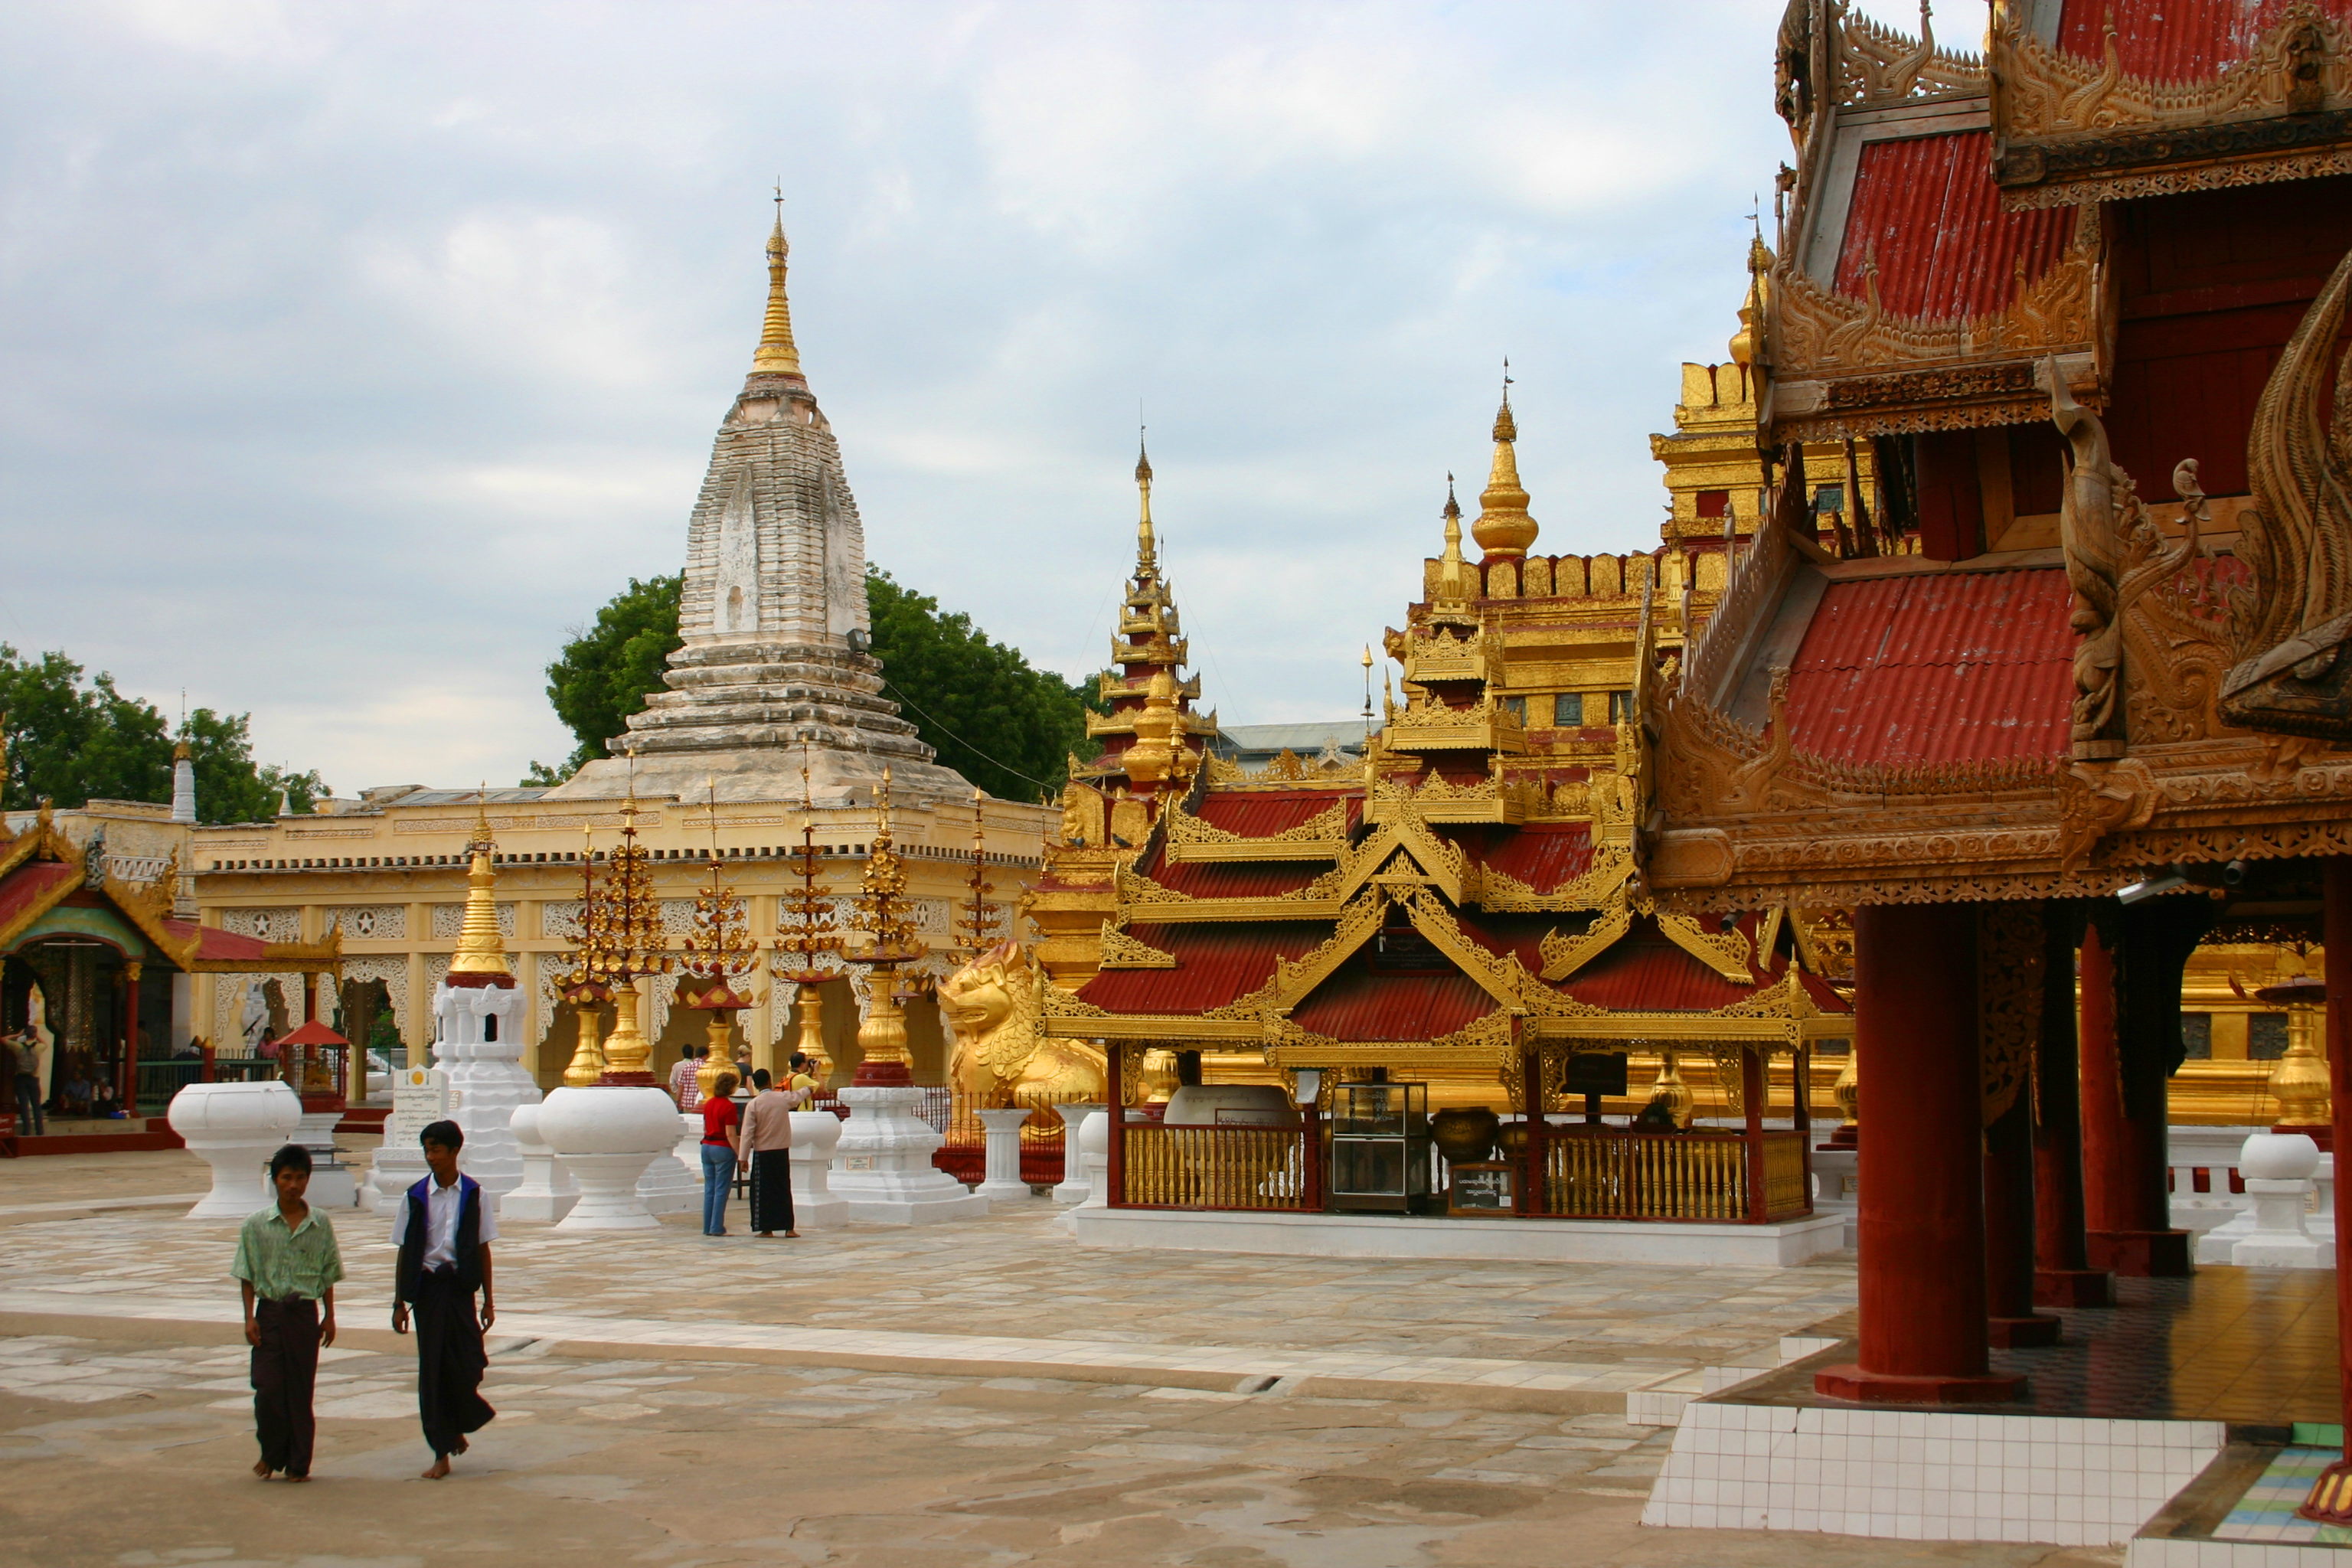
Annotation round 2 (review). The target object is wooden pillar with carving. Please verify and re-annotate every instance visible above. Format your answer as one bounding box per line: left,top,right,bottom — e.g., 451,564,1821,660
119,960,142,1116
2034,903,2111,1306
1815,903,2024,1403
2082,902,2204,1277
1982,905,2060,1346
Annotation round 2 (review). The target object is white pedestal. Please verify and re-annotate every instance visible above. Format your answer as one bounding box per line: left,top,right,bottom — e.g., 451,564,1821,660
538,1085,679,1231
2198,1132,2331,1268
168,1082,303,1220
502,1102,578,1224
1810,1146,1857,1249
831,1084,989,1225
788,1109,848,1229
974,1107,1034,1202
436,979,535,1200
1051,1102,1104,1204
1080,1109,1110,1207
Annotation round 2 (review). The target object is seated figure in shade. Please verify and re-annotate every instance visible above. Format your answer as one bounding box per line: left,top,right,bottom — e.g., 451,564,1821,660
1630,1095,1681,1132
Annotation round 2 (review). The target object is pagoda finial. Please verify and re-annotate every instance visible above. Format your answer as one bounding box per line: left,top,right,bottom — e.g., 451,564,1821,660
1435,473,1475,605
447,788,512,984
1472,363,1538,561
751,192,805,381
1135,430,1157,573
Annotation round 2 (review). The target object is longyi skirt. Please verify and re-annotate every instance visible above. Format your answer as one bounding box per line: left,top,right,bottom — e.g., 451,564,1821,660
748,1147,795,1233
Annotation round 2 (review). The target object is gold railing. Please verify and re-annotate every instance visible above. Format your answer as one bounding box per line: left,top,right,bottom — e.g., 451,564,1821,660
1762,1132,1808,1221
1541,1130,1809,1222
1120,1122,1315,1211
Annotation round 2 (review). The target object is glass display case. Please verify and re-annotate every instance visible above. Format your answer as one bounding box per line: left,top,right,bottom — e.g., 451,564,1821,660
1329,1080,1432,1213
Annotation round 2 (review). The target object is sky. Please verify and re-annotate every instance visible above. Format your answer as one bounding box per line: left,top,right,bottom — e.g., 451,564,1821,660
0,0,1984,795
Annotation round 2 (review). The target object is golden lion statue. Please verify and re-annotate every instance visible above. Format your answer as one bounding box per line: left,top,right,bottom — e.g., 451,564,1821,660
937,939,1109,1110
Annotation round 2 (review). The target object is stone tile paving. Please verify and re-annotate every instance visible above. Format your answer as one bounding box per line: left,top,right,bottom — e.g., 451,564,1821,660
3,1194,1860,1376
0,1331,2129,1567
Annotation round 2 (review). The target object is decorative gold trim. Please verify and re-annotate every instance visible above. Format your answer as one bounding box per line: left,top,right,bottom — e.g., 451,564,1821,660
1161,795,1351,864
1096,922,1178,969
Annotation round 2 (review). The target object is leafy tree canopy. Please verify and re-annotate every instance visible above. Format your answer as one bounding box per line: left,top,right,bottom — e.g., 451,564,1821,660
531,574,685,781
0,645,326,823
529,569,1090,802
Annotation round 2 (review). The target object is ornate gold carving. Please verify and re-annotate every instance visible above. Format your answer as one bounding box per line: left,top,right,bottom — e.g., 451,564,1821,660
1994,6,2352,207
1478,848,1633,913
1835,5,1985,106
1976,903,2044,1128
2054,372,2207,759
1383,691,1530,753
1656,909,1756,984
1539,895,1632,982
1096,922,1177,969
1161,795,1350,862
2220,241,2352,740
1767,205,2095,381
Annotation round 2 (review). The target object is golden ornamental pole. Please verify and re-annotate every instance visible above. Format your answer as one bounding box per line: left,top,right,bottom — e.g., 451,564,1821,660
560,826,612,1087
591,766,675,1084
773,747,843,1086
842,766,927,1084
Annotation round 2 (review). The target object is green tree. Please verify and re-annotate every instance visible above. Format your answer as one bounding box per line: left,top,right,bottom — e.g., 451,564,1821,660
0,645,325,822
534,574,685,778
529,570,1090,800
866,568,1090,802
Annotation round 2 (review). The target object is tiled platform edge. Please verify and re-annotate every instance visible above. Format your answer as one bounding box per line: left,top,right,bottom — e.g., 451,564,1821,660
1626,1334,1844,1428
1643,1395,2225,1545
2127,1440,2352,1563
1069,1206,1847,1267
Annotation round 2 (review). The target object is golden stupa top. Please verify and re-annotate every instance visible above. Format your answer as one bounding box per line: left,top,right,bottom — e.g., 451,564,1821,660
447,799,514,983
1135,436,1157,573
1472,374,1539,561
1432,474,1477,609
750,201,805,381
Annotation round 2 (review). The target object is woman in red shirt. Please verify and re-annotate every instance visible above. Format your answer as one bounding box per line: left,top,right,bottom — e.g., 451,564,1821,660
699,1072,742,1236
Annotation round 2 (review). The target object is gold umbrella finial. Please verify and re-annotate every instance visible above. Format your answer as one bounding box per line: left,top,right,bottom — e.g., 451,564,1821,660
751,193,804,380
1472,363,1537,560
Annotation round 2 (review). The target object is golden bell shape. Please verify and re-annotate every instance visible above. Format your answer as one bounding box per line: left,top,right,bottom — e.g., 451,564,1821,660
1471,397,1539,560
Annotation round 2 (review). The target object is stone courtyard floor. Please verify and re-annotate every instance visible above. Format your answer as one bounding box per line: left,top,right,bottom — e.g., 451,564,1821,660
0,1149,2127,1566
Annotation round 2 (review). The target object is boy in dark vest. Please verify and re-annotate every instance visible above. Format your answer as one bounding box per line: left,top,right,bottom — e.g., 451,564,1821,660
390,1119,497,1479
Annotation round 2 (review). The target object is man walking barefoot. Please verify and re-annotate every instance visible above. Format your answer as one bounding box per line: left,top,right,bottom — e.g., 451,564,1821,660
232,1143,341,1481
391,1119,496,1479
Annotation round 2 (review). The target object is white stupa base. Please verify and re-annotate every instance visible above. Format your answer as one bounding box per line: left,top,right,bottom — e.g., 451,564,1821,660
538,1086,681,1232
168,1082,303,1220
502,1103,579,1224
832,1085,988,1225
367,1148,427,1215
637,1112,700,1214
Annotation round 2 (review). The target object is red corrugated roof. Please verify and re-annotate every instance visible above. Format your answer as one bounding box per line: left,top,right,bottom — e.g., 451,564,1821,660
2057,0,2352,83
0,860,77,934
1452,823,1597,896
1559,925,1765,1012
1289,953,1495,1041
1078,923,1330,1014
1194,788,1361,838
171,920,273,962
1837,132,2077,318
1785,568,2074,766
1140,856,1332,899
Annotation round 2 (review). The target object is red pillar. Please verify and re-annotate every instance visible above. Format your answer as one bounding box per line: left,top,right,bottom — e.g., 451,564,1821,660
1742,1047,1768,1222
2081,917,2193,1277
1815,903,2025,1404
2035,910,2112,1307
1984,1088,2059,1346
2295,858,2352,1521
1105,1043,1125,1207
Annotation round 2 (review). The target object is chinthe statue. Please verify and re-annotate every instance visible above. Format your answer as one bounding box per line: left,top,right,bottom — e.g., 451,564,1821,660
937,940,1109,1110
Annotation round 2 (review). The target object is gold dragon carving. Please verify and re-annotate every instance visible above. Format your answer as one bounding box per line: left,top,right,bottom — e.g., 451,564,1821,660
938,940,1110,1109
1996,7,2351,139
2220,240,2352,741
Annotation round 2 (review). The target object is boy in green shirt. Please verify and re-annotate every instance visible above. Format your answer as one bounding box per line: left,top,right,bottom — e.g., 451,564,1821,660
231,1142,343,1481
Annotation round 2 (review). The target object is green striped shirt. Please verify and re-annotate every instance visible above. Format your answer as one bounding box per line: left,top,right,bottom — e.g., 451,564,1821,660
231,1205,345,1302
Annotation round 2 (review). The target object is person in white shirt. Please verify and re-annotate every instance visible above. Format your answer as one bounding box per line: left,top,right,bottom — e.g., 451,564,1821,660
390,1119,497,1479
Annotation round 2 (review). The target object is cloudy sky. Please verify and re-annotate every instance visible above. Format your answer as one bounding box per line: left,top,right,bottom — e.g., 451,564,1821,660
0,0,1978,795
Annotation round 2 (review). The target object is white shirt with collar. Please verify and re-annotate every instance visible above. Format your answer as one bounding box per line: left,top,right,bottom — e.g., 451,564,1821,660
390,1174,500,1270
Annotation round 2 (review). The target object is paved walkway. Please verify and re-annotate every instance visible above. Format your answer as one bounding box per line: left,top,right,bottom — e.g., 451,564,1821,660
0,1149,2126,1564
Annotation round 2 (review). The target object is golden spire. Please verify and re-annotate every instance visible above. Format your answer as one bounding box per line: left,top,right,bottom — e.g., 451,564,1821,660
1434,473,1475,605
1135,433,1157,573
1472,362,1539,560
447,791,512,982
751,193,804,380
